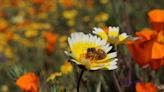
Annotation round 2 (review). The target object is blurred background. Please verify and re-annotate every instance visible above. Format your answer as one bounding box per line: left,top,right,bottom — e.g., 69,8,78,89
0,0,163,92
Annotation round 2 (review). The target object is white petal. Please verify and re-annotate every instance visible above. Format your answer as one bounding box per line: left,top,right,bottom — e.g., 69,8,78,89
64,51,74,58
70,59,82,65
108,65,118,70
107,52,117,59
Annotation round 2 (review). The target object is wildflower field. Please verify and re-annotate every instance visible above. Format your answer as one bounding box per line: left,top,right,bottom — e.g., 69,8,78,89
0,0,164,92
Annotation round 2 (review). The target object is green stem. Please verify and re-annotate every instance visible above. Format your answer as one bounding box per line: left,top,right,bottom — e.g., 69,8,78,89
112,71,122,92
77,69,85,92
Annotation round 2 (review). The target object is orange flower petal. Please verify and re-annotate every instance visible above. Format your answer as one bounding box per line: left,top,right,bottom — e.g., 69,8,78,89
151,42,164,59
16,72,39,92
135,28,156,41
136,82,157,92
148,9,164,31
148,9,164,23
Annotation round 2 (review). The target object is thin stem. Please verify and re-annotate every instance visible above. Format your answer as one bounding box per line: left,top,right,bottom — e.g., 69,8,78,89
77,69,85,92
112,71,122,92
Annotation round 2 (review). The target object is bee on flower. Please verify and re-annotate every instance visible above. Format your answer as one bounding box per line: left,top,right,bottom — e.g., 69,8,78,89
92,26,133,45
65,32,118,70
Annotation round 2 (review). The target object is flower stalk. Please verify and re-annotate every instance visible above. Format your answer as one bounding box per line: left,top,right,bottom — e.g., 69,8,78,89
112,71,122,92
77,69,85,92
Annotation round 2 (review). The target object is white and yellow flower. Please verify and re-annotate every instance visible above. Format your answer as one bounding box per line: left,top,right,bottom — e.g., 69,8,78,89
93,26,129,44
65,32,118,70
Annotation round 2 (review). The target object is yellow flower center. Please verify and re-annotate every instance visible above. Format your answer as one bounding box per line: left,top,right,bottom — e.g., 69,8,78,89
108,31,119,37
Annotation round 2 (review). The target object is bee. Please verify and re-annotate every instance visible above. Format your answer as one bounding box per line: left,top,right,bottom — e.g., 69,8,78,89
96,49,107,60
86,48,107,60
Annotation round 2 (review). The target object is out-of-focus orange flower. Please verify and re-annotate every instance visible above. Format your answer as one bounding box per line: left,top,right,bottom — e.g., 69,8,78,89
15,20,31,29
10,0,19,7
28,7,36,16
40,0,55,13
136,82,157,92
16,72,39,92
148,9,164,31
87,0,94,8
0,11,6,18
63,0,73,7
46,44,55,55
103,26,109,33
43,31,58,44
5,32,14,42
43,32,58,55
0,19,8,32
33,0,44,5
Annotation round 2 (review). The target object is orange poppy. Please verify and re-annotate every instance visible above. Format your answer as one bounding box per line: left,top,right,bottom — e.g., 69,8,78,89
43,32,58,55
0,19,8,32
135,28,157,42
136,82,157,92
28,7,36,16
43,31,58,44
149,58,164,70
33,0,44,5
148,9,164,31
127,28,164,70
150,31,164,69
156,31,164,44
87,0,94,8
5,32,14,42
16,72,39,92
46,44,55,55
63,0,73,7
127,28,156,68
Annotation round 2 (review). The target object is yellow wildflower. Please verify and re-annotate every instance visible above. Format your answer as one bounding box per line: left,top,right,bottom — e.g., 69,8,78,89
37,13,48,20
63,10,77,19
24,30,38,38
0,34,7,52
46,72,62,82
11,12,25,23
5,47,13,58
21,39,32,47
100,0,108,4
60,61,73,74
1,85,9,92
65,32,118,70
95,12,109,22
67,19,75,26
13,34,21,41
59,36,67,48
